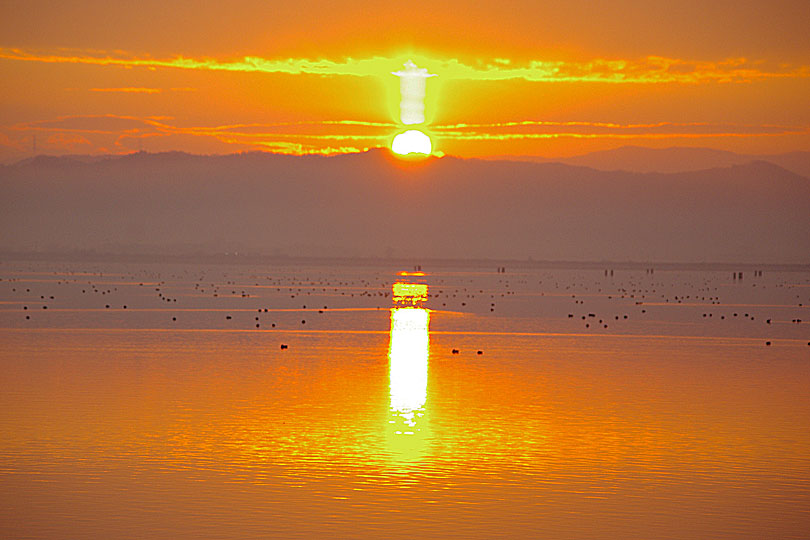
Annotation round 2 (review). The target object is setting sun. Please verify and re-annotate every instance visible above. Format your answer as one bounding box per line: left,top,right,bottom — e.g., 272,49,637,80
391,129,432,155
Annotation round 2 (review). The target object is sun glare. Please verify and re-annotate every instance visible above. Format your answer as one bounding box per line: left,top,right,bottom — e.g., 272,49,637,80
392,130,432,155
391,60,435,157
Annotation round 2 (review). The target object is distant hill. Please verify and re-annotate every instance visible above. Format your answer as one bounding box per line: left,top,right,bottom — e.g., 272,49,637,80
493,146,810,178
2,150,809,263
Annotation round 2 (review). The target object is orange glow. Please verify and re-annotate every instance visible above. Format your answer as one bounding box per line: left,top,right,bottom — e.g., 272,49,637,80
1,2,809,161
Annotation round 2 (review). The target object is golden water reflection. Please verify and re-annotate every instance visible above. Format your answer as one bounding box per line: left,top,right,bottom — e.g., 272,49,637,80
387,279,430,459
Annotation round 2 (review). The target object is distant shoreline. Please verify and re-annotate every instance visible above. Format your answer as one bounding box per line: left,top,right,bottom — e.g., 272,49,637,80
2,250,808,273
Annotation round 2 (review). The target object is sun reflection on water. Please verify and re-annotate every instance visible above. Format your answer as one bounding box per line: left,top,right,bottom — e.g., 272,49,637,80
387,279,430,460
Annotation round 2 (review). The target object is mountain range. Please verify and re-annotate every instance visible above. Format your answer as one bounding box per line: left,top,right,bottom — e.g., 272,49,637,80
2,149,808,263
490,146,810,178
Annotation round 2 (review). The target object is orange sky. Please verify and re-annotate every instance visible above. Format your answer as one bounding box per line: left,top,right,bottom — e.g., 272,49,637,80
1,0,809,161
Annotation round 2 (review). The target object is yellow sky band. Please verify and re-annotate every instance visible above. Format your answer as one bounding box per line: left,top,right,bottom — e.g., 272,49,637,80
2,48,809,84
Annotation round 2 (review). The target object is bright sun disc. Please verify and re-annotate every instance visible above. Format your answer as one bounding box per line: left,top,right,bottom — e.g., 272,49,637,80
392,130,432,156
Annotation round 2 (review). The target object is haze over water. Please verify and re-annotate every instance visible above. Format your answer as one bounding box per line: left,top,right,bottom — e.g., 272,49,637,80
1,258,809,538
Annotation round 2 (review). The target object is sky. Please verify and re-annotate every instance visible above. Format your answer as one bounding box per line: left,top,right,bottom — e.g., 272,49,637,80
1,0,809,162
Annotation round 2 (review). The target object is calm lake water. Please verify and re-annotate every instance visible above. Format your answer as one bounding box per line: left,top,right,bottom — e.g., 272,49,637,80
1,259,809,538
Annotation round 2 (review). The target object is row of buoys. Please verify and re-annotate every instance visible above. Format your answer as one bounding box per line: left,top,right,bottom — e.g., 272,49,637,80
496,267,506,273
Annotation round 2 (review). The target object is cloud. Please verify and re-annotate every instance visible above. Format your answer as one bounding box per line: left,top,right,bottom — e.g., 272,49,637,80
90,87,162,94
5,114,808,159
46,132,93,151
5,114,393,156
2,47,808,84
431,120,810,141
20,115,153,133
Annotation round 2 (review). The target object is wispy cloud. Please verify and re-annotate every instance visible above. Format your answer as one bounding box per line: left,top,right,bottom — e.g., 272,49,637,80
431,121,810,140
2,47,808,84
90,87,162,94
4,115,394,155
4,114,807,159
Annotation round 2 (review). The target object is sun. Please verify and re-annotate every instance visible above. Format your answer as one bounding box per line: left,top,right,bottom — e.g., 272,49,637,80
391,130,432,156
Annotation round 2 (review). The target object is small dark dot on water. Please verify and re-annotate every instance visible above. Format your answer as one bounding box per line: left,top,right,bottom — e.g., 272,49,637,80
25,315,30,320
42,306,47,309
301,320,306,324
123,305,127,309
172,317,176,321
226,315,232,320
23,306,27,310
256,324,260,328
477,350,483,355
765,341,771,346
272,323,276,327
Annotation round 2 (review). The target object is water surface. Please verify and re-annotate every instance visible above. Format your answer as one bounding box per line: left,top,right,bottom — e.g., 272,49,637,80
1,260,808,538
